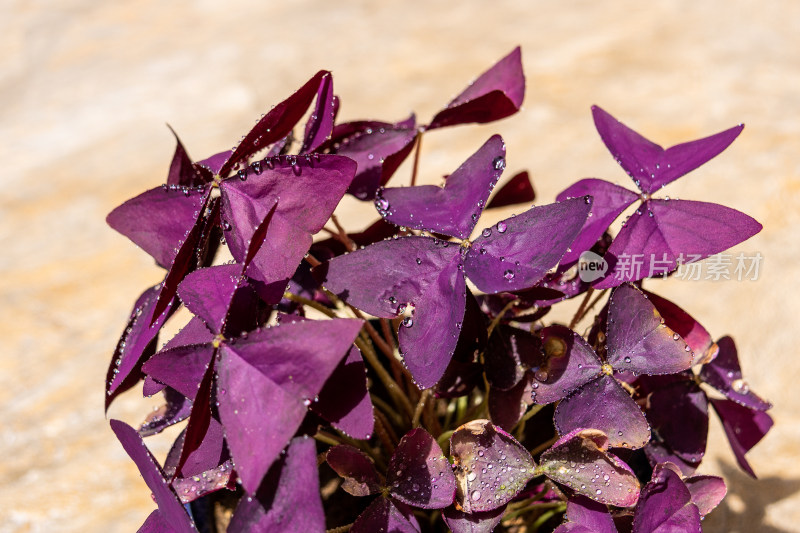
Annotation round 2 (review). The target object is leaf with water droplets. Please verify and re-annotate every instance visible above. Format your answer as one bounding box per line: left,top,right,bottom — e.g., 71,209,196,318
326,445,383,497
554,374,651,449
450,419,536,513
632,464,701,533
428,47,524,130
317,236,465,389
592,105,744,195
486,170,535,209
299,72,335,154
351,498,421,533
142,343,215,401
387,428,457,509
606,284,695,375
529,325,603,405
700,336,771,410
328,115,418,200
139,387,193,438
220,70,333,178
643,289,718,364
380,135,505,239
172,459,235,504
109,420,196,533
442,504,506,533
166,125,207,188
312,346,374,439
540,428,640,508
553,495,617,533
227,436,325,533
464,198,591,294
710,398,773,478
594,199,761,289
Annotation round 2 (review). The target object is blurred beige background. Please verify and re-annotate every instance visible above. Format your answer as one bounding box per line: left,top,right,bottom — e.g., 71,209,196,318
1,1,798,531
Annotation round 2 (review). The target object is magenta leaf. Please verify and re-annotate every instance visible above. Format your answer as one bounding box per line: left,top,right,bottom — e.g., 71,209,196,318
594,199,761,289
556,179,638,265
632,464,701,533
325,445,383,497
553,495,617,533
311,346,374,439
429,47,524,130
606,284,695,375
450,420,536,513
554,374,651,449
643,289,718,364
530,326,603,405
142,343,215,401
683,474,726,517
109,420,196,533
710,398,773,478
107,185,208,269
700,336,771,410
351,498,421,533
592,105,743,194
442,504,506,533
379,135,506,239
540,429,640,507
486,170,535,209
387,428,457,509
227,436,325,533
299,72,335,154
464,198,592,294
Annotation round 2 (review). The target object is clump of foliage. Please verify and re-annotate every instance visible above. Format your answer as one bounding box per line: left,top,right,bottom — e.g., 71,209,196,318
106,47,772,532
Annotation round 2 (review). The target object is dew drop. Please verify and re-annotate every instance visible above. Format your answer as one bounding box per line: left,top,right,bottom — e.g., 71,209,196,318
493,156,505,170
471,490,481,501
482,228,492,237
503,269,515,280
402,317,413,328
376,197,390,211
497,221,508,233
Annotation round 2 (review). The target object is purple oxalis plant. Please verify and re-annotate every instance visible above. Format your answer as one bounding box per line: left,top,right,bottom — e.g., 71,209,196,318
105,46,771,532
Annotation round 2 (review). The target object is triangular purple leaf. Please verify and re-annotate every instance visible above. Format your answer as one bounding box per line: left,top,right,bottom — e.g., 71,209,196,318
700,336,771,410
684,474,726,517
387,428,457,509
464,198,591,294
227,436,325,533
428,47,524,130
109,420,196,533
592,105,743,194
540,429,640,508
710,398,773,478
299,72,335,154
450,420,536,513
142,344,215,401
312,346,374,439
486,170,535,209
632,464,701,533
379,135,506,239
530,326,603,405
643,289,718,364
554,495,617,533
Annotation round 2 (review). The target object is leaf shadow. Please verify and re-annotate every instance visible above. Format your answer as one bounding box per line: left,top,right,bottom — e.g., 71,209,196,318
703,460,800,533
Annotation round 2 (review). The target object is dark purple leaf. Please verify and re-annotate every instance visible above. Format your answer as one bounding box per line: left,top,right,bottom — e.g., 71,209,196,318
484,324,542,391
179,414,226,478
556,179,639,265
387,428,457,509
109,420,196,533
166,126,206,188
606,284,695,375
220,70,332,177
554,495,617,533
643,289,718,364
592,105,743,194
195,150,230,176
643,440,700,477
486,170,535,209
450,420,536,513
312,346,374,439
318,236,465,389
700,336,771,410
540,429,640,507
325,445,382,497
530,326,602,405
489,375,533,432
632,463,701,533
594,199,761,289
172,460,234,503
684,475,726,517
107,185,208,269
379,135,505,239
442,504,506,533
162,316,214,350
299,73,335,154
351,498,421,533
710,398,773,478
435,291,487,398
139,388,193,437
646,380,708,463
428,47,524,130
464,198,591,293
554,374,650,449
138,510,174,533
227,436,325,533
142,344,215,401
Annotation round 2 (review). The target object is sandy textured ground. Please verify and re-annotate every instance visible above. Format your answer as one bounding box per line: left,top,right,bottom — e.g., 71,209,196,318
2,1,799,531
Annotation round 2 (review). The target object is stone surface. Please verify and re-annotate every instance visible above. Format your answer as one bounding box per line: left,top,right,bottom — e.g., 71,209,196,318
1,1,798,531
